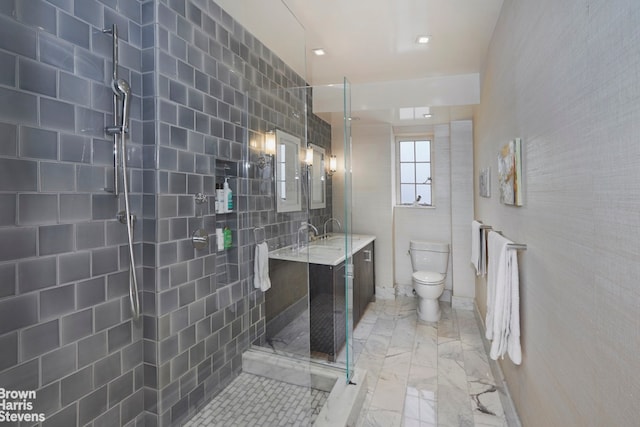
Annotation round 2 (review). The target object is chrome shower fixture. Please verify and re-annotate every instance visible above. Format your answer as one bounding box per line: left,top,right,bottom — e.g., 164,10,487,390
114,78,131,133
104,24,140,321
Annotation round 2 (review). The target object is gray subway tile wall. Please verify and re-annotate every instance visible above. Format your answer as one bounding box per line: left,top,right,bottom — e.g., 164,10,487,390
0,0,334,426
0,0,148,426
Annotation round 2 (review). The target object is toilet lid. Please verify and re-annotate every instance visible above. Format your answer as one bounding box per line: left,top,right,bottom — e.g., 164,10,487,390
413,271,445,284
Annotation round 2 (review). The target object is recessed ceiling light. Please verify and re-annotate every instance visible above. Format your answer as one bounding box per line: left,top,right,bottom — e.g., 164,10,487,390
416,35,431,44
423,113,432,118
312,48,326,56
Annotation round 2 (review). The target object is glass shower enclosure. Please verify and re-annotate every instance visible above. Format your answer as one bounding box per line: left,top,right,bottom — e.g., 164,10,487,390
244,80,354,381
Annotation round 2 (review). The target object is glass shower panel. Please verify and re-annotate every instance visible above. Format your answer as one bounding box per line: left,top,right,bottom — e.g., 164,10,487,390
342,77,354,381
246,81,353,376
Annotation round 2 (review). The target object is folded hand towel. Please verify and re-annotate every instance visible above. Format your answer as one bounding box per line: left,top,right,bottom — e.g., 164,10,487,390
254,242,271,292
486,231,508,341
486,231,522,365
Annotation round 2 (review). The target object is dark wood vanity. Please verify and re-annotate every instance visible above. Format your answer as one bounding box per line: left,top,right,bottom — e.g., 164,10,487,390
265,235,376,360
309,240,375,360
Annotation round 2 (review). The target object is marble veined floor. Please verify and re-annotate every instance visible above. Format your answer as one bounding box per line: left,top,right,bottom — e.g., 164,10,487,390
353,297,518,427
264,296,519,426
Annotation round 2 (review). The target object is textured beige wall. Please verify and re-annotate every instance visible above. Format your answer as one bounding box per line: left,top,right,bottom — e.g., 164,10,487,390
474,0,640,425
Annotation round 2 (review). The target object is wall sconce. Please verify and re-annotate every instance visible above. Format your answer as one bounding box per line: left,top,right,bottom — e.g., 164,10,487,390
328,155,337,176
257,130,276,169
305,145,313,166
265,130,276,155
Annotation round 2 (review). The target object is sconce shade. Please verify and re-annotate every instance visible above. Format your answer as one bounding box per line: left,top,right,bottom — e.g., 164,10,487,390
265,131,276,155
306,146,313,165
329,155,337,173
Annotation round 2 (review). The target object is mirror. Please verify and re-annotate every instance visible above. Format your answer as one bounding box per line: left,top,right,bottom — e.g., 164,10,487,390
275,129,302,212
309,143,326,209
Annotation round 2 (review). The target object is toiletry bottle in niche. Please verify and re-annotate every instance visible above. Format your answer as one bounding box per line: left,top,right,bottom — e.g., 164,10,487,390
216,228,224,251
216,183,225,213
224,178,233,212
223,226,232,249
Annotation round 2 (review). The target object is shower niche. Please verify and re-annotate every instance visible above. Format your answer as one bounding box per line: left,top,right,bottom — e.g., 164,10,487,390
214,159,240,286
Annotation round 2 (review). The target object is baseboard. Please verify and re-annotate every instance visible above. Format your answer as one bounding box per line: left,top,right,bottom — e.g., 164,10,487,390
394,283,414,297
451,295,474,310
376,285,397,300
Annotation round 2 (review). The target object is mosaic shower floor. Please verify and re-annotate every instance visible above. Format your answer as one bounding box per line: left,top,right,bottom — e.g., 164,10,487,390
183,372,328,427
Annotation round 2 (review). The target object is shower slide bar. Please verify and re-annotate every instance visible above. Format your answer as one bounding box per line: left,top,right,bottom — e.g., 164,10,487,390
103,24,120,196
103,24,140,320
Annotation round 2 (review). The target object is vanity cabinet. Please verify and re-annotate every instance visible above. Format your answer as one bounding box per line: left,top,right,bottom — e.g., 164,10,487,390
309,262,346,360
309,241,375,360
353,241,375,326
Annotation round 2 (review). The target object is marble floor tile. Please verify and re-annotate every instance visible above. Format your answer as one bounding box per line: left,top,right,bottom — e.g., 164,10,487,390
353,320,376,340
231,296,515,427
372,317,397,336
407,364,437,393
361,333,392,358
355,297,517,427
361,407,403,427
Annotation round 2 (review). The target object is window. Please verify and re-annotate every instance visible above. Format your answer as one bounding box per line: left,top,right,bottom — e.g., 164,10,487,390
397,138,432,206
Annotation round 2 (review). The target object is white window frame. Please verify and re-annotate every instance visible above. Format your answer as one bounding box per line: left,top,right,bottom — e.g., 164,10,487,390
395,135,433,207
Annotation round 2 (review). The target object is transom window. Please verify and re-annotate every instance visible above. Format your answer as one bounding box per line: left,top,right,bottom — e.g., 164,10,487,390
397,138,432,206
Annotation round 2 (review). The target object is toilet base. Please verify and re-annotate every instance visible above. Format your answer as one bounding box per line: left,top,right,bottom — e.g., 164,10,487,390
417,297,441,322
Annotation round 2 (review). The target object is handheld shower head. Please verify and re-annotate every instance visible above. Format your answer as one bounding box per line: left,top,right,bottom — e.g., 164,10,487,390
113,78,130,96
112,78,131,133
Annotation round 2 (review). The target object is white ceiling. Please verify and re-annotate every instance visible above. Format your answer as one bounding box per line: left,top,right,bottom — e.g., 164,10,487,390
215,0,504,126
284,0,503,86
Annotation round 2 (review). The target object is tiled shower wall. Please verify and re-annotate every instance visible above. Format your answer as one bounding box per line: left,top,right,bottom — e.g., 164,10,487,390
145,1,333,424
0,0,147,426
0,0,332,426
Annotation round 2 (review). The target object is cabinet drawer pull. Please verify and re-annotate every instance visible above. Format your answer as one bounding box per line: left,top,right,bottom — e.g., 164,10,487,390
364,250,372,262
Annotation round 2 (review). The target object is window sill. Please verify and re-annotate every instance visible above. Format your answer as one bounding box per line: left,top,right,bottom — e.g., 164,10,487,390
394,204,435,210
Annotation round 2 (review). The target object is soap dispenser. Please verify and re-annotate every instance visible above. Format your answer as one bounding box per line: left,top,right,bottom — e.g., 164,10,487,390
224,178,233,212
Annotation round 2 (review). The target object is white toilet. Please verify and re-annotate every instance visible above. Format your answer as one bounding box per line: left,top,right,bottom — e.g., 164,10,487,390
409,241,450,322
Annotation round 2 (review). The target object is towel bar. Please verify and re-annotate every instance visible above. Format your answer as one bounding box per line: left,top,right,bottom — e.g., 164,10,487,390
487,228,527,251
253,227,266,244
506,243,527,251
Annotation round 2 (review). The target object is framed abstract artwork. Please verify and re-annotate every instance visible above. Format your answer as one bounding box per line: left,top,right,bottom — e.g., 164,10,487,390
498,138,523,206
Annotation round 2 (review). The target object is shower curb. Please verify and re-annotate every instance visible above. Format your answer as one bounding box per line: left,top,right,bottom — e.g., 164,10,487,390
242,348,368,426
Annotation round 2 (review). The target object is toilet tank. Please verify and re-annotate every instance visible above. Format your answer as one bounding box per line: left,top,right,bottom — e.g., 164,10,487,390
410,241,449,274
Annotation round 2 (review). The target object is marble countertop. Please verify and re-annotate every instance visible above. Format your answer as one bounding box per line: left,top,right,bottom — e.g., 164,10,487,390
268,233,375,266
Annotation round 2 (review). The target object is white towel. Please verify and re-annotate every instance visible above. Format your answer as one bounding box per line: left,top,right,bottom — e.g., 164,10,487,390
480,230,487,277
486,231,521,365
253,242,271,292
471,221,482,275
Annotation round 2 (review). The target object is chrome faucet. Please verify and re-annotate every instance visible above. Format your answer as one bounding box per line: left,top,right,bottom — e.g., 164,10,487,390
323,217,343,236
297,222,319,249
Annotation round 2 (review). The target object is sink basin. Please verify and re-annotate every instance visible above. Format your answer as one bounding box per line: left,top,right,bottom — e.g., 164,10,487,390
299,245,342,254
315,235,362,247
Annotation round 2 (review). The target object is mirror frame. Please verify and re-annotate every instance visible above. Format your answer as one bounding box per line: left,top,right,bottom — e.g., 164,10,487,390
275,129,302,213
309,143,326,209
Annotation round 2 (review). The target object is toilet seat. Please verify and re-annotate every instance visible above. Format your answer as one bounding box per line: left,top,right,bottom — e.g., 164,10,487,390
412,271,445,285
